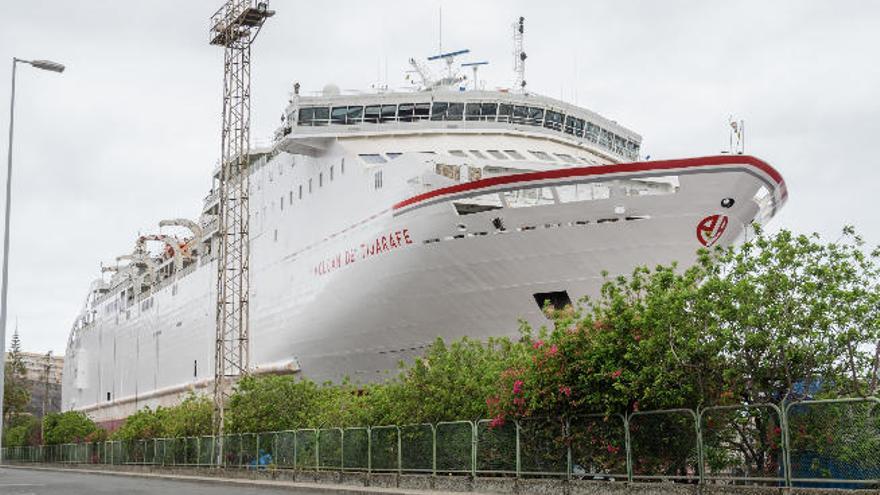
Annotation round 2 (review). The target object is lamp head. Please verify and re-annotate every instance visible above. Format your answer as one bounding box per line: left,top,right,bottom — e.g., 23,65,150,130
29,60,65,73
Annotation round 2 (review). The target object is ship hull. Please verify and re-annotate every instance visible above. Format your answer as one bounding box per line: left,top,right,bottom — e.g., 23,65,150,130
63,155,786,424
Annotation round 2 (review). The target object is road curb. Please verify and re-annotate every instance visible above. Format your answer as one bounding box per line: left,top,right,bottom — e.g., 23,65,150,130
1,464,465,495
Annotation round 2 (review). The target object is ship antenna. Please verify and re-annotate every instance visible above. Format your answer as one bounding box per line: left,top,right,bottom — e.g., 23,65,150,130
513,16,527,93
208,0,273,459
438,5,442,54
462,61,489,90
727,116,745,154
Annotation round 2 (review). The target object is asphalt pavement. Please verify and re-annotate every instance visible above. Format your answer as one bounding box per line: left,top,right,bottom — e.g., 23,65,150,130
0,467,328,494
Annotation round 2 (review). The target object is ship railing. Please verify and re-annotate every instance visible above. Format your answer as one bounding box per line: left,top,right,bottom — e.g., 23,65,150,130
4,397,879,487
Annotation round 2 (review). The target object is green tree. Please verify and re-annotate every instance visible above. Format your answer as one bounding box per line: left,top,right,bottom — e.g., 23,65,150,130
488,227,879,477
4,327,31,422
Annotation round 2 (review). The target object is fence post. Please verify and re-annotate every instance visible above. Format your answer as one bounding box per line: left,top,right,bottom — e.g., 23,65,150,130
692,408,703,484
431,423,437,477
397,426,402,476
316,429,321,471
470,421,476,478
293,430,297,471
623,413,633,483
565,417,572,481
515,420,521,478
782,399,792,488
367,427,372,474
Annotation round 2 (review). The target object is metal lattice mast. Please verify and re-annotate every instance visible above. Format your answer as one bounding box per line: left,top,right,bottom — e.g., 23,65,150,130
513,16,526,93
209,0,274,440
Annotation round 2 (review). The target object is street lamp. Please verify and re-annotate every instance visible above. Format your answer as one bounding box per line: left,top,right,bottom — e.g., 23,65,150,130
0,57,65,457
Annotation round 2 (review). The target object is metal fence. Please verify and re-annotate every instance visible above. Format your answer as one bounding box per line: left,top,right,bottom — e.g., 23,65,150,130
4,398,878,487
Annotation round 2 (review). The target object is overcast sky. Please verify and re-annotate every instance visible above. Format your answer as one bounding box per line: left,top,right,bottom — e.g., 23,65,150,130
1,1,878,354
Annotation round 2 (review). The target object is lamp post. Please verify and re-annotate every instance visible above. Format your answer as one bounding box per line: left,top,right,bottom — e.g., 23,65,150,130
0,57,64,457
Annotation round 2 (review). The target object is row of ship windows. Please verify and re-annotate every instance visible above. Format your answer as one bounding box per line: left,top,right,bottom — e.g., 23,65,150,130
451,178,679,215
257,159,347,226
296,102,639,160
358,149,597,165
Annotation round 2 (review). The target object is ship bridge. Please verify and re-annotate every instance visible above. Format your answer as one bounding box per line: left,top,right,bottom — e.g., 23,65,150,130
275,90,641,163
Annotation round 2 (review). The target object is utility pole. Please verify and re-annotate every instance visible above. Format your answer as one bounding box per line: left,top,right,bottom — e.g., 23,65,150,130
208,0,274,459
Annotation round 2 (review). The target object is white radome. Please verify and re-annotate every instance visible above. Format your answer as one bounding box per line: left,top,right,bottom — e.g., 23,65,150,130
62,67,787,426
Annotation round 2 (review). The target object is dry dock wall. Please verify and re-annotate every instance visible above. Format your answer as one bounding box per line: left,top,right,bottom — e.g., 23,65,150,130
6,463,877,495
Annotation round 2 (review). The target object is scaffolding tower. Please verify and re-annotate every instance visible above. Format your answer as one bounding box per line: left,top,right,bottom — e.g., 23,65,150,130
208,0,274,442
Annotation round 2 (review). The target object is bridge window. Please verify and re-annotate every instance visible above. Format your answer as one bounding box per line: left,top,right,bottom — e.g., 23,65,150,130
512,105,528,124
481,103,498,120
544,110,564,131
331,105,365,125
380,104,397,123
347,106,363,123
331,106,348,124
469,150,487,159
487,150,508,160
414,102,430,120
386,152,402,160
446,102,464,120
554,153,577,163
431,102,464,121
585,122,600,142
527,107,544,126
430,102,448,120
364,105,381,123
565,116,585,137
449,150,467,157
497,103,513,123
398,103,415,122
298,106,329,126
465,103,481,121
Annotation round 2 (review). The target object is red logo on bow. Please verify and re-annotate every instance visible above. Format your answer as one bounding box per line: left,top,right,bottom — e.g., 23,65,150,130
696,214,728,247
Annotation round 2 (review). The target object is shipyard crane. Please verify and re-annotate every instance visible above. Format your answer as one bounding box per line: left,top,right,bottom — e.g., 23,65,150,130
207,0,274,446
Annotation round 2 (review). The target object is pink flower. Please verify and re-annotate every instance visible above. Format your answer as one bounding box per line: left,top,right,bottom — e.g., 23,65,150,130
490,417,506,428
610,369,622,379
512,379,524,395
513,397,525,406
532,339,544,349
547,344,559,356
559,386,571,397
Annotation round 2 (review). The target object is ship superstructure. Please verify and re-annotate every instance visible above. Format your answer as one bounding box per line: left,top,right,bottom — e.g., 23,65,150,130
62,59,787,424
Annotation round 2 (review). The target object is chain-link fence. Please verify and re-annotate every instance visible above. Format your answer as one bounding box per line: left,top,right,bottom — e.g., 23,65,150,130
4,398,879,487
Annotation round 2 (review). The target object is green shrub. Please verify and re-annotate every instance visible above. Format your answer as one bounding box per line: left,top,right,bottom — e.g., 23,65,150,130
3,415,40,447
42,411,101,445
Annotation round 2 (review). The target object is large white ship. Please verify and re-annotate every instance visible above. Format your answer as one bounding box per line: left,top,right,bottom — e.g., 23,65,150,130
62,52,787,425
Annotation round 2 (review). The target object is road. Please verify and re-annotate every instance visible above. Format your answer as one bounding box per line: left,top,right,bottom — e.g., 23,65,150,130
0,467,328,494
